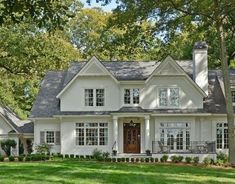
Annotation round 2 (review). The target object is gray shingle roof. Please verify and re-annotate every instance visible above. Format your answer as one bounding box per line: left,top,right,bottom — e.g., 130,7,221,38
30,60,231,118
0,106,33,133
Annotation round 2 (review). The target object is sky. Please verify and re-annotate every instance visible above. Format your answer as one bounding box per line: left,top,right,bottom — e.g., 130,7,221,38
80,0,118,12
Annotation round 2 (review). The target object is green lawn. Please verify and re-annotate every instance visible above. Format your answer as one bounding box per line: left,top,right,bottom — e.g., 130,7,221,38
0,161,235,184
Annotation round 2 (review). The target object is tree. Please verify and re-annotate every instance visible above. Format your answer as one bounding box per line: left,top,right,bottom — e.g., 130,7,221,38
0,139,17,156
92,0,235,164
0,0,82,31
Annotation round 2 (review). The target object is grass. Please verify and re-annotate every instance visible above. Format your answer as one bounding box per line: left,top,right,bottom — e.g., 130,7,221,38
0,161,235,184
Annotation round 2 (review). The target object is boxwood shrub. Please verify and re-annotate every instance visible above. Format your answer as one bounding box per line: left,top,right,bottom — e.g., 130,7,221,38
0,156,4,162
8,156,15,162
18,155,24,162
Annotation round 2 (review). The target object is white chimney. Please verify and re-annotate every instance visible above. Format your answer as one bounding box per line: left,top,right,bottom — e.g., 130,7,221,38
193,41,208,95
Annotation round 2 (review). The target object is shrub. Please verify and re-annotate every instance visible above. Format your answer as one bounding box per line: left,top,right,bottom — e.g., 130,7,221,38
161,155,168,162
121,157,125,162
0,155,4,162
193,157,199,164
18,155,24,162
217,152,228,164
64,154,69,158
25,155,31,161
150,157,154,162
31,154,42,161
0,139,17,156
185,157,192,163
203,157,211,166
9,156,15,162
75,155,79,159
117,158,121,162
145,158,149,162
171,155,178,163
85,155,90,160
80,155,84,159
106,158,112,162
178,156,184,162
155,158,159,162
92,149,103,161
146,149,151,156
126,158,129,162
102,152,110,161
112,158,116,162
136,158,140,162
140,158,145,162
131,158,135,162
35,143,51,155
216,159,224,166
70,154,74,159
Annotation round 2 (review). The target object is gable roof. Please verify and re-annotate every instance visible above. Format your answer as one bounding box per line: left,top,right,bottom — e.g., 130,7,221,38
0,106,33,133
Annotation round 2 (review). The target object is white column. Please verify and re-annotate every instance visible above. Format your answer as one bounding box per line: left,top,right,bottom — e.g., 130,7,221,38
113,116,118,152
145,116,150,151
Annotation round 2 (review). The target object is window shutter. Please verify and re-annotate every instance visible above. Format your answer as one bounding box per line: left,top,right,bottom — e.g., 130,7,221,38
55,131,61,145
40,131,45,144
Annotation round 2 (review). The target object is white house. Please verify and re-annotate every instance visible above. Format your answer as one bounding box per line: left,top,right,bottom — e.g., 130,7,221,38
0,105,33,156
30,42,233,161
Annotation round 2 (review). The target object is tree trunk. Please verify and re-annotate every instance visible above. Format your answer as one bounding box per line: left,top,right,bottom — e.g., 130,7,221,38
214,0,235,165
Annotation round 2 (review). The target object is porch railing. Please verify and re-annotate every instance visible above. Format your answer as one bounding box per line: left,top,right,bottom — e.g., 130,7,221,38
152,141,216,154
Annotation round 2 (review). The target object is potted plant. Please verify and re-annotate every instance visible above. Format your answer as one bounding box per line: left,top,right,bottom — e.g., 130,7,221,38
112,150,117,156
146,149,151,156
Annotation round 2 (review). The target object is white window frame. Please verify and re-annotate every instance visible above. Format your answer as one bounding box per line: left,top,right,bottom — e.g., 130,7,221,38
158,87,180,108
216,122,228,150
231,87,235,106
160,122,191,152
45,130,55,145
123,88,140,106
84,88,105,107
75,123,108,146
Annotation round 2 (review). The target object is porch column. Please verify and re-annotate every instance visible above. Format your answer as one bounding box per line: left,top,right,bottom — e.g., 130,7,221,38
113,116,118,152
145,116,150,151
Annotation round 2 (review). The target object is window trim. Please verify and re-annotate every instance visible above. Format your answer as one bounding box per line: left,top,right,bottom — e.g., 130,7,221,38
75,122,108,146
158,87,180,108
84,88,105,107
123,88,140,106
45,130,56,145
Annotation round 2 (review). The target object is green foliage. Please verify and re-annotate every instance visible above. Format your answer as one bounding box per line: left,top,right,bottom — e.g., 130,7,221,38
193,157,199,164
125,158,129,162
117,158,121,162
154,158,159,163
0,155,4,162
135,158,139,162
35,144,51,154
25,155,31,161
121,157,125,162
171,155,184,163
8,156,15,162
217,152,229,164
145,158,149,162
140,158,144,162
65,154,69,158
18,155,24,162
185,157,192,164
92,149,103,161
112,158,116,162
131,158,134,162
161,155,168,162
70,154,75,159
0,139,16,156
203,157,212,166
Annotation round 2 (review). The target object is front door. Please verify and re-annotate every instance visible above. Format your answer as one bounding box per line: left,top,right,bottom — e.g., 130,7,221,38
123,122,140,153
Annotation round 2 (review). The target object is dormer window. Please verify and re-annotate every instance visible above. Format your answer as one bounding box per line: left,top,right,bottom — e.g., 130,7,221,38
124,88,140,105
159,88,179,107
85,89,105,107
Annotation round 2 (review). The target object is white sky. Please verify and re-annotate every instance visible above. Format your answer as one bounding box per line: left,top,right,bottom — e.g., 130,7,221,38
80,0,118,12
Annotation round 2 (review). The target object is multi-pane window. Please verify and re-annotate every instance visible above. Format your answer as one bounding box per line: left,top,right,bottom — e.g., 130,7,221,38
85,89,93,106
231,89,235,104
46,131,55,144
75,123,108,146
160,122,190,151
124,88,140,105
216,123,228,149
96,89,104,106
85,89,104,107
159,88,179,107
124,89,131,104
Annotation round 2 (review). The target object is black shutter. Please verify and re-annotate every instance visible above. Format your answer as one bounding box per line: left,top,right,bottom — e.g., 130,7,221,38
55,131,61,145
40,131,45,144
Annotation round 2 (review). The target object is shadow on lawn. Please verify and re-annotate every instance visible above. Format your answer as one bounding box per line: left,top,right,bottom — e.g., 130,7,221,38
0,161,235,184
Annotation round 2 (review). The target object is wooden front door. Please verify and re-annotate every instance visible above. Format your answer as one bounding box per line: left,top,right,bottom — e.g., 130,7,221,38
124,122,140,153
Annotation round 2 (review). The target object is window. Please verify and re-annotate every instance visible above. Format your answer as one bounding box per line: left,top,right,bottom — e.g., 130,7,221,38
124,88,140,105
85,89,93,106
231,89,235,104
46,131,55,144
75,123,108,146
96,89,104,106
160,122,190,151
85,89,105,106
159,88,179,107
216,123,228,149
